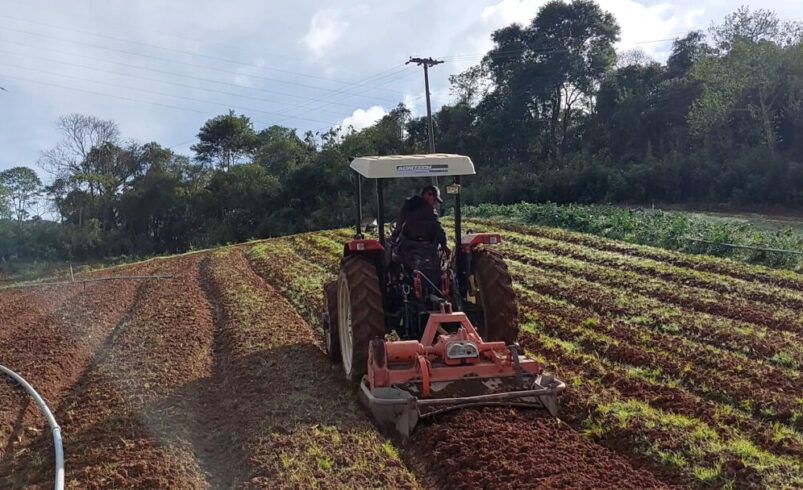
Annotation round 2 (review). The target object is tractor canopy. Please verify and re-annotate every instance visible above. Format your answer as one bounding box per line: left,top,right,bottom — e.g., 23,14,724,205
350,154,475,179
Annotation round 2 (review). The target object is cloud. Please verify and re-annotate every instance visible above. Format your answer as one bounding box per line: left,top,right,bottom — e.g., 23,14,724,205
233,58,266,88
300,9,348,60
481,0,543,24
598,0,687,58
339,106,386,131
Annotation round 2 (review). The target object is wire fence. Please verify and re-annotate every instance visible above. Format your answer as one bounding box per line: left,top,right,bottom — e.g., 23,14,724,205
682,237,803,256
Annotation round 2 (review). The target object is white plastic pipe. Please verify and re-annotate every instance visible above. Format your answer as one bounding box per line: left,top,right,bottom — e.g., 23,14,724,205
0,364,64,490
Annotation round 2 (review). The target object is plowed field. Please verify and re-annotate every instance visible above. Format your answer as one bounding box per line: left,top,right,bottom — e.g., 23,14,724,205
1,220,802,489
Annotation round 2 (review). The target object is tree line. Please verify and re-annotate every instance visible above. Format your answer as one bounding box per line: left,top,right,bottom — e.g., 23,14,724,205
1,2,802,263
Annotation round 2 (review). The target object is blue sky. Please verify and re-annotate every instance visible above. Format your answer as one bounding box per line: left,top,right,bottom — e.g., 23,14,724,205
1,0,801,179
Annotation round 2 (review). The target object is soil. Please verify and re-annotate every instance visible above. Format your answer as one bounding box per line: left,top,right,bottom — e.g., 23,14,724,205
407,408,669,489
1,222,800,488
203,248,415,488
1,256,211,488
0,261,154,468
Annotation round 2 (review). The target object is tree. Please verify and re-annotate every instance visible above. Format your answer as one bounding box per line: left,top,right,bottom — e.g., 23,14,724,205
253,125,315,178
482,0,620,160
449,64,491,106
191,111,257,169
527,0,620,157
0,167,42,224
39,114,119,180
666,31,712,79
616,48,654,68
205,163,281,241
0,182,11,219
688,38,785,153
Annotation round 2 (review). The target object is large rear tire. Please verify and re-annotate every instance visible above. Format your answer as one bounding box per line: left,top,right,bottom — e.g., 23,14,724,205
322,280,340,362
472,246,519,344
337,255,385,383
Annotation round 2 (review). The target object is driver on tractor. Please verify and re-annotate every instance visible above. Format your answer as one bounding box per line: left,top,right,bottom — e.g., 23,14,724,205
390,185,451,290
390,185,451,257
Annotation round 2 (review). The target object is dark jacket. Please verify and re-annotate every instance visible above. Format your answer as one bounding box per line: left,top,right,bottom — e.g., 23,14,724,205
391,196,447,247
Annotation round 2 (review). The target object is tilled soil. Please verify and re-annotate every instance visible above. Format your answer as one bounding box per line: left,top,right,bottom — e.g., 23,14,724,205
204,248,415,487
0,262,154,467
248,242,677,489
1,256,211,488
2,224,800,488
408,408,668,489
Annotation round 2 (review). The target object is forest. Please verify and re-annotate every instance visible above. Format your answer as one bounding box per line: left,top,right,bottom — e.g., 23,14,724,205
2,2,802,263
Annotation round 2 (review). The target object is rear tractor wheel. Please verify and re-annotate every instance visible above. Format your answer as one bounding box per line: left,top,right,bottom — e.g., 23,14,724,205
470,246,519,345
322,280,340,362
337,255,385,383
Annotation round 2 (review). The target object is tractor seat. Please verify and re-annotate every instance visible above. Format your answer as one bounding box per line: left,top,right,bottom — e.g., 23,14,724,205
400,220,442,243
394,221,441,285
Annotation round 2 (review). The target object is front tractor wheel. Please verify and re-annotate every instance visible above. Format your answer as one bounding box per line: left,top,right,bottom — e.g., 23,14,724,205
471,246,519,345
337,255,385,383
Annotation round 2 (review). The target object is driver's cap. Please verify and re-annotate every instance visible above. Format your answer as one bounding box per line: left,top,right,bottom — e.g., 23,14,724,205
421,184,443,203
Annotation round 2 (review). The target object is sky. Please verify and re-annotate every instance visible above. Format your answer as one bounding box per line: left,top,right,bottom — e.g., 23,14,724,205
1,0,801,179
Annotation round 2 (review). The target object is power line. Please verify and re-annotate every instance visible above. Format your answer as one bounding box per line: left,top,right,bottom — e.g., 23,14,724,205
0,72,243,120
0,38,398,111
438,37,687,66
0,47,348,118
271,65,412,124
0,68,335,127
0,61,337,125
0,23,406,105
273,66,423,125
0,14,408,97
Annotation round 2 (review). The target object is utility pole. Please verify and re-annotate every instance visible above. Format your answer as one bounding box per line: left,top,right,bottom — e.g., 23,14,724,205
406,57,443,155
407,56,443,186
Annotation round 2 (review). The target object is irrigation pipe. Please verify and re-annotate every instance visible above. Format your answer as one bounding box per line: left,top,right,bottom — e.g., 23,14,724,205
0,364,64,490
0,274,172,291
682,237,803,256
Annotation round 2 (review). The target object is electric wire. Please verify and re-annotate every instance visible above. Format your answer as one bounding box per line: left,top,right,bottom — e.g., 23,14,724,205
0,38,400,111
0,62,337,125
0,23,406,105
0,72,282,127
0,12,403,92
0,47,349,117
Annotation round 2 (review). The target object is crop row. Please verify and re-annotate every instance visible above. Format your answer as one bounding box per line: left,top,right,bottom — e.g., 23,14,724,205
246,229,803,486
466,218,803,291
206,248,415,487
517,324,803,488
292,230,803,416
497,225,803,310
508,259,802,426
498,241,801,335
514,287,803,453
502,246,803,367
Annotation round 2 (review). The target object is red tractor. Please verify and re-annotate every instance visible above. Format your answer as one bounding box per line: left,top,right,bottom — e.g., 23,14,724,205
322,154,563,439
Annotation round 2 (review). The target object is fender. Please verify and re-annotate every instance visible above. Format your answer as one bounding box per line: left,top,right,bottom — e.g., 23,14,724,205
460,233,502,253
344,239,385,256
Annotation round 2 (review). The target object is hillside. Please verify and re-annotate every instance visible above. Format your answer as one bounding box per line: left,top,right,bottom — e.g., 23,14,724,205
1,220,802,488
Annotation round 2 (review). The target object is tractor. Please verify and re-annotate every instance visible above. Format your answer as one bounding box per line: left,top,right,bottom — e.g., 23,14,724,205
321,154,564,439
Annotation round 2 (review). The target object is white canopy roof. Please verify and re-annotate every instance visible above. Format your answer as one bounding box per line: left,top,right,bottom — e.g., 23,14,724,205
350,154,476,179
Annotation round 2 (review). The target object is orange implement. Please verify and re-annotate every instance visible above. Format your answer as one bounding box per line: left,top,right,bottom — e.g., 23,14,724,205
359,305,565,440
